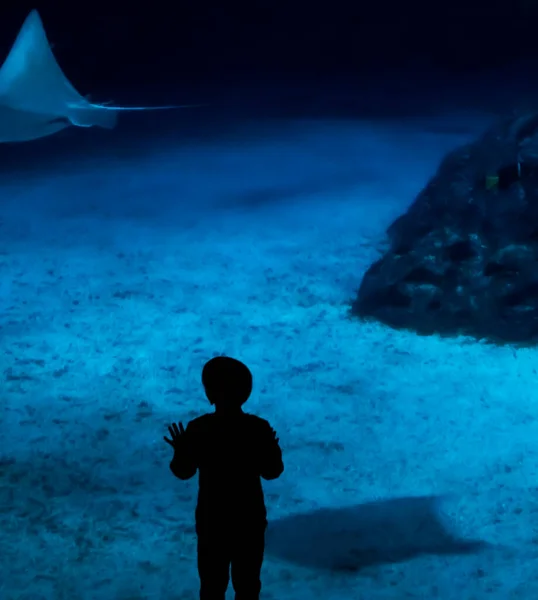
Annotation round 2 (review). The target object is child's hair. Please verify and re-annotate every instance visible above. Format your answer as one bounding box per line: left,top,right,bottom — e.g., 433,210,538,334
202,356,253,407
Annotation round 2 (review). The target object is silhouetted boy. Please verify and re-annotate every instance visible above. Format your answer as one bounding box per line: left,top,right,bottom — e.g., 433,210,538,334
164,356,284,600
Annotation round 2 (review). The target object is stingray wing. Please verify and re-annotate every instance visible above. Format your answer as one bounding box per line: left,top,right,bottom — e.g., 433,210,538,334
0,10,191,142
0,10,116,131
0,107,69,142
0,11,92,115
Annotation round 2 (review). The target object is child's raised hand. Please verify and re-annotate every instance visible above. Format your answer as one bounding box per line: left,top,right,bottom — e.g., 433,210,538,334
164,422,186,449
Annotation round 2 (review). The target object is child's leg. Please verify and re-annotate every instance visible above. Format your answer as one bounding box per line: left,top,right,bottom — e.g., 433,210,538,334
230,523,267,600
197,529,231,600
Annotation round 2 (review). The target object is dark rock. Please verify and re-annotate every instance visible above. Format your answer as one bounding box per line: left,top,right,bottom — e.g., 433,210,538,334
352,112,538,344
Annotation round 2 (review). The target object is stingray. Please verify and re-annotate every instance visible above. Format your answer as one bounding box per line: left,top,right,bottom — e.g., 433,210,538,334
0,10,187,142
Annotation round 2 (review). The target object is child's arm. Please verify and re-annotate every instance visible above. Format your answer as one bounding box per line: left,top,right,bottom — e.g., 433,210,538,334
169,423,197,480
260,423,284,480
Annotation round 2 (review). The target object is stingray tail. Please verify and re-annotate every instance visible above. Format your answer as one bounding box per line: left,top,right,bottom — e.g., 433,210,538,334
68,102,206,129
67,106,118,128
91,103,208,111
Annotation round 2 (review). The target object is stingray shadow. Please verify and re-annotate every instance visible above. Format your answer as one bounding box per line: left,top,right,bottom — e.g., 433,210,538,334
265,495,488,572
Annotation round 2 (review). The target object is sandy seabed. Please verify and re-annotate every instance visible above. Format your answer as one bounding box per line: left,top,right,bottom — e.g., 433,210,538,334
1,117,538,600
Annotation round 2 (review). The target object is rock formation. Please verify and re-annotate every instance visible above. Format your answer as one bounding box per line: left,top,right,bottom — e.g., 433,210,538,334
353,112,538,343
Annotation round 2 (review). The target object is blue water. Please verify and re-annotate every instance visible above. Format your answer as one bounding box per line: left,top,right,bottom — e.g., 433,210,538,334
2,74,538,599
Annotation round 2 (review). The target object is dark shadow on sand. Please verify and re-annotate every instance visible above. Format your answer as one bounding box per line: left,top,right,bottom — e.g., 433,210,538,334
266,495,487,572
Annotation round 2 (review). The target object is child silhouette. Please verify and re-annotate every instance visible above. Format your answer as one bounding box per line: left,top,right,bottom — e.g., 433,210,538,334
165,356,284,600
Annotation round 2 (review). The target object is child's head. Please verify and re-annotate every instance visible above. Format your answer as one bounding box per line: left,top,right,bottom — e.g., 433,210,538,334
202,356,253,411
